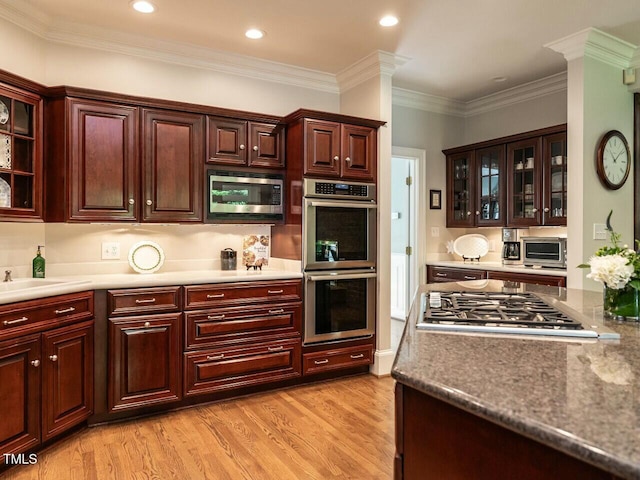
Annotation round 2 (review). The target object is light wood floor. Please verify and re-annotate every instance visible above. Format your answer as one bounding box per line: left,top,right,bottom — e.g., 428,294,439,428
4,374,396,480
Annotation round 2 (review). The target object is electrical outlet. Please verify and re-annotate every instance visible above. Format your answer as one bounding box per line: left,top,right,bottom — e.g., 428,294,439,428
431,227,440,237
488,240,496,252
101,242,121,260
593,224,607,241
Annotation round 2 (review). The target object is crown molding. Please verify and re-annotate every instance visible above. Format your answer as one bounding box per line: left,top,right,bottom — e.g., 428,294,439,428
336,51,410,93
545,27,637,69
0,0,339,94
392,87,466,116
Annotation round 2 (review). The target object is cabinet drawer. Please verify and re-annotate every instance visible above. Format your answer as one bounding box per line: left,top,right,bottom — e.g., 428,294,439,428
184,337,301,396
185,302,302,349
427,266,487,283
108,286,181,316
486,271,566,287
303,344,373,375
184,280,302,310
0,291,94,339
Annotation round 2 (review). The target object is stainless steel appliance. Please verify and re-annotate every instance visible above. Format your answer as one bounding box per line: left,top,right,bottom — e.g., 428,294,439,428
501,228,521,265
303,179,377,271
304,269,376,344
302,178,377,344
417,291,619,339
206,170,284,222
522,237,567,269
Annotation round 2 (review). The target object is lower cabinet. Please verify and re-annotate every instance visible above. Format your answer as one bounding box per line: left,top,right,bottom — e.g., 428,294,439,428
108,312,182,412
486,270,566,287
426,265,566,287
0,320,94,464
302,343,373,375
427,266,487,283
184,337,301,396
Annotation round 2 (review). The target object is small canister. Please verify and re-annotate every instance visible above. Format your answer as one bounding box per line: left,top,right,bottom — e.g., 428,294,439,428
220,248,237,270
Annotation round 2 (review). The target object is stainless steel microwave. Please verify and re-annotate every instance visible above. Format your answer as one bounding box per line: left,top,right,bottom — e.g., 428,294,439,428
206,170,284,222
522,237,567,269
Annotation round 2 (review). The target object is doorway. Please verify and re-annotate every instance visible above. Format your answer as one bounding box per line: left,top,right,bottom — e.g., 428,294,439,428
390,148,422,321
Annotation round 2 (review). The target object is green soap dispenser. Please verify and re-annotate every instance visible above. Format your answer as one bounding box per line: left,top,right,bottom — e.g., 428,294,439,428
32,245,45,278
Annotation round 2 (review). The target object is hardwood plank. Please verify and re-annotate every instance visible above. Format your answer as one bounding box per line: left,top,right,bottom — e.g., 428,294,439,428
3,374,394,480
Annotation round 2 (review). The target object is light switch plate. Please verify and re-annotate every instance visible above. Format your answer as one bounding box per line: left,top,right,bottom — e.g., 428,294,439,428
101,242,121,260
593,224,608,241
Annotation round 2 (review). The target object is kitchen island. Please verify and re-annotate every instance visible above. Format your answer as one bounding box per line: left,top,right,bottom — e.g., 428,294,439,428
391,281,640,480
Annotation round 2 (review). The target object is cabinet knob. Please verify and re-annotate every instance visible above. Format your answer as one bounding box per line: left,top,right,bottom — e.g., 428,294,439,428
532,208,538,213
333,156,339,162
475,211,480,216
144,321,151,327
129,198,135,205
466,211,471,216
345,157,351,164
31,359,40,367
49,354,58,362
146,200,152,206
253,145,258,151
544,207,550,213
239,144,245,150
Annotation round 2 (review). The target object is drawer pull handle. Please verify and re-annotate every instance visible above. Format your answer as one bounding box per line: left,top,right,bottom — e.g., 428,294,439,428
268,309,285,314
314,359,329,365
267,289,284,294
54,307,76,315
463,276,476,280
49,355,58,362
207,314,225,320
206,293,225,299
135,298,156,304
350,354,365,359
144,322,151,327
4,316,28,326
207,354,224,361
31,359,40,367
435,273,447,277
268,346,284,352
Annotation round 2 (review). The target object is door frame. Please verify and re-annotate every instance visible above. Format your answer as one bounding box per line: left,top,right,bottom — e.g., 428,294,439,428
391,146,425,318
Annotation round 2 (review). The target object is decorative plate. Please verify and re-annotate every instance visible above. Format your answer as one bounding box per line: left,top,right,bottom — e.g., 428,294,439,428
128,241,165,274
453,234,489,260
0,134,10,169
0,100,8,125
0,177,10,208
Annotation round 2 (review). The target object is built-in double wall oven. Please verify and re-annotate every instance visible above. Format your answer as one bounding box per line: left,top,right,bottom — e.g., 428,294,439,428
302,178,377,344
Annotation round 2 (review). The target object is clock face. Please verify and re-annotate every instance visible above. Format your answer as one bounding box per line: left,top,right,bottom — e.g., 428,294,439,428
597,131,630,190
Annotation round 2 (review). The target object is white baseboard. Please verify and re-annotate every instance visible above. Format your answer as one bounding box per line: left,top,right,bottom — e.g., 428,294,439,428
370,349,395,376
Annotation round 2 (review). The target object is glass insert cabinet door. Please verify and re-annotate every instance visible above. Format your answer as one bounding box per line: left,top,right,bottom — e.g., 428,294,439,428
447,151,474,227
0,85,41,218
543,132,567,225
476,145,505,226
507,138,541,226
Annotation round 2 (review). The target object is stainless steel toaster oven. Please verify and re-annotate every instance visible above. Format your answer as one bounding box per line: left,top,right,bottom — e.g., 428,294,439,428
522,237,567,269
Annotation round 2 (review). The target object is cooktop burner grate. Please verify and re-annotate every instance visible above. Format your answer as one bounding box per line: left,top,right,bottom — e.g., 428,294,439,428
423,292,584,330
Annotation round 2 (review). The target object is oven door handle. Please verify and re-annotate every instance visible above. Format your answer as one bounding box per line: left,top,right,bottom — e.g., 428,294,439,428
309,201,377,209
306,272,377,282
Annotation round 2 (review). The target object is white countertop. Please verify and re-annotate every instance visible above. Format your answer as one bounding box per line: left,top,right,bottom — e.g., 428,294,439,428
426,260,567,277
0,269,303,305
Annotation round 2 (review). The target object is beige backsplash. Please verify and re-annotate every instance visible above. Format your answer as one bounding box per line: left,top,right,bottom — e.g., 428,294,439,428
0,223,281,278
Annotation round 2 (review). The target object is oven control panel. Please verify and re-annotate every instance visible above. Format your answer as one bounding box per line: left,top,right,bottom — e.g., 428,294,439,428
305,179,376,201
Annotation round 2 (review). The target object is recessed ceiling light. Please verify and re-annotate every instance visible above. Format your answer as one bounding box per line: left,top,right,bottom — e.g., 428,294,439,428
245,29,265,40
492,76,507,83
131,1,156,13
379,15,399,27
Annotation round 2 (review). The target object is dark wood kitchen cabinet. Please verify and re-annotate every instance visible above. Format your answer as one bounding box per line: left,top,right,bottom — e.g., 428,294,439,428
284,110,383,182
0,81,43,221
0,291,94,465
426,265,487,283
207,116,284,169
45,95,204,223
107,286,182,412
141,109,204,222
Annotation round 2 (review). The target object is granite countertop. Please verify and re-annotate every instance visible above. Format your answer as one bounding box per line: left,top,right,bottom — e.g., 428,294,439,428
391,280,640,480
0,269,303,305
426,259,567,277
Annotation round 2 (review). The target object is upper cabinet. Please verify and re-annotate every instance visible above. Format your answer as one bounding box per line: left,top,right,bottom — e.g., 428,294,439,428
444,124,566,228
0,82,43,221
446,146,505,228
284,110,383,183
207,117,284,169
45,94,204,223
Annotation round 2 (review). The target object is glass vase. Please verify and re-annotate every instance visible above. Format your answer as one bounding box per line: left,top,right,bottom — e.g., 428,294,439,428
603,284,640,321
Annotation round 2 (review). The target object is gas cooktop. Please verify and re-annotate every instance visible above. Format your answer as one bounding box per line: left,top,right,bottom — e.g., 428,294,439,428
417,291,620,339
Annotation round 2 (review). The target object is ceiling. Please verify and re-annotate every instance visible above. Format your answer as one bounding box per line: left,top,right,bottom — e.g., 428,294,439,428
5,0,640,101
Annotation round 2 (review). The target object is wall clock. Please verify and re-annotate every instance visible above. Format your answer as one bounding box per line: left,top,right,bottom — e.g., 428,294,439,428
596,130,630,190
